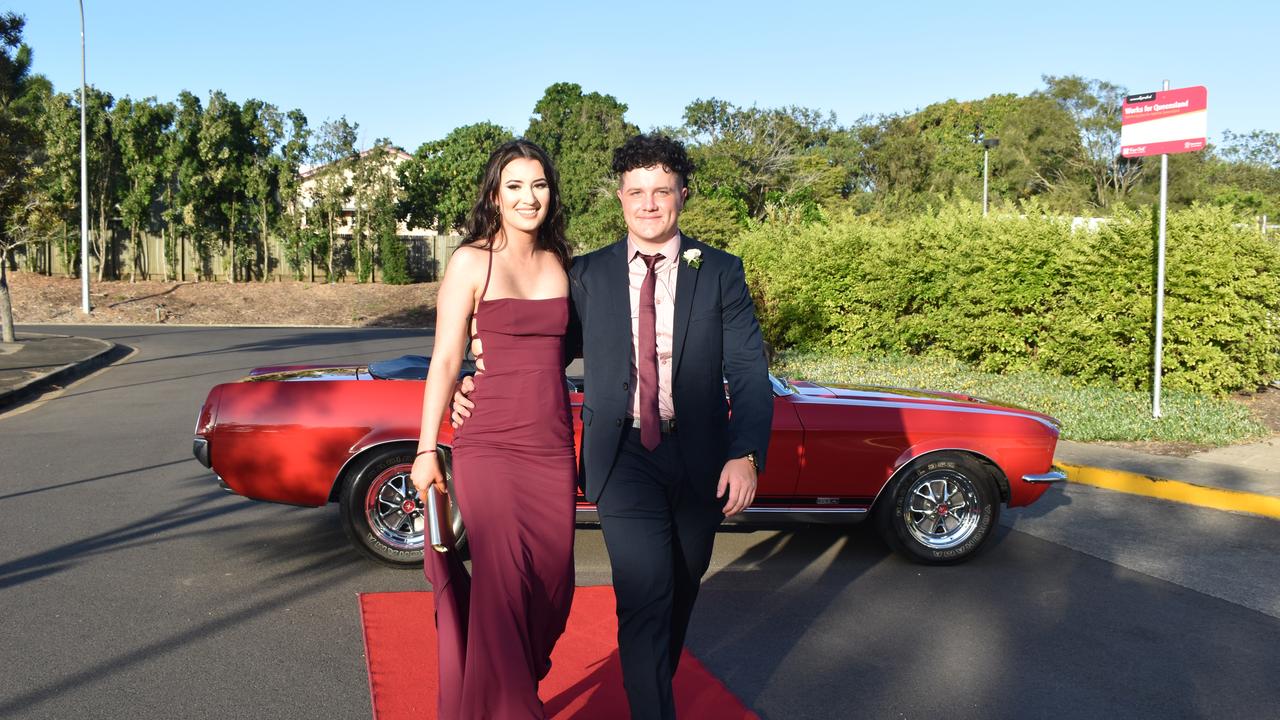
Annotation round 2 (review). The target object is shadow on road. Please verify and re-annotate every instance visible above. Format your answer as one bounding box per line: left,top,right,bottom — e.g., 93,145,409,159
0,458,192,502
686,516,1278,720
0,475,376,718
690,522,887,713
0,481,247,591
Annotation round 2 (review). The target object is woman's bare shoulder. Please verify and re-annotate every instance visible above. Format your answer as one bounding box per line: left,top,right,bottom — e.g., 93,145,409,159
445,244,490,274
438,244,493,294
450,243,490,262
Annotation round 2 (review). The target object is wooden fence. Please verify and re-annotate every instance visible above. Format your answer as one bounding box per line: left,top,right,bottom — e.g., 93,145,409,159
17,229,463,283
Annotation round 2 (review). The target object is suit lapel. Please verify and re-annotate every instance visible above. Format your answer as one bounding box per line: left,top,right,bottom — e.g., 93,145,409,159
601,238,631,345
671,234,698,378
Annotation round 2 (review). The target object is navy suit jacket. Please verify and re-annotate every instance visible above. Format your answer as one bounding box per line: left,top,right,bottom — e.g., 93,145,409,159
567,234,773,503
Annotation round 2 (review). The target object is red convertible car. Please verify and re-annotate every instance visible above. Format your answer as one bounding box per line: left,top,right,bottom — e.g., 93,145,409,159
192,356,1064,567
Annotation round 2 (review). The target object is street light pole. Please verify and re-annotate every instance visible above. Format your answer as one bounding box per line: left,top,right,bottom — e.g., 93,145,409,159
78,0,90,314
980,138,1000,217
982,148,989,216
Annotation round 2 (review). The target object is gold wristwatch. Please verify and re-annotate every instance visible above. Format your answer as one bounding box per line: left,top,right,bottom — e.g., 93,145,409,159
741,452,758,471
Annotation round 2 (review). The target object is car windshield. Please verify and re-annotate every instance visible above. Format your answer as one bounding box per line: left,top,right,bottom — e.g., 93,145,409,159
769,373,795,397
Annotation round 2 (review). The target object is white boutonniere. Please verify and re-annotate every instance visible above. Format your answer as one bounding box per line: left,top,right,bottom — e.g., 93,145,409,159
682,248,702,269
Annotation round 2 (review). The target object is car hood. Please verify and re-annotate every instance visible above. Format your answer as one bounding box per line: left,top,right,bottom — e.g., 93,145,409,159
788,379,1061,429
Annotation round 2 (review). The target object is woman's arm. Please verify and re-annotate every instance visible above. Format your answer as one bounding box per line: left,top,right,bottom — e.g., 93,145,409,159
411,247,482,493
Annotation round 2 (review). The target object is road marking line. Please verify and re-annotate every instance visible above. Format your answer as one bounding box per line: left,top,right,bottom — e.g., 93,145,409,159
1059,462,1280,520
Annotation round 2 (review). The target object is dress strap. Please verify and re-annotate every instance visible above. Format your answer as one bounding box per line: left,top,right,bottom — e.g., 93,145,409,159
479,246,494,303
469,246,493,365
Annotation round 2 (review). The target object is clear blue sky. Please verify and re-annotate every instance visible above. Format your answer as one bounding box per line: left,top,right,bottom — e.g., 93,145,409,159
15,1,1276,152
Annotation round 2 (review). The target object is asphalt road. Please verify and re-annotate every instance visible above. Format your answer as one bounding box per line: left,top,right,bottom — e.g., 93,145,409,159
2,325,1277,720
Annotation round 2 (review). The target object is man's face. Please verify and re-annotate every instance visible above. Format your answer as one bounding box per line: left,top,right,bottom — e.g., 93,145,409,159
617,164,687,248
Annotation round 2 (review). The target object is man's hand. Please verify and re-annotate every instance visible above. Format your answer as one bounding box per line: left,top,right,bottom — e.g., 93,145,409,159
450,375,476,428
717,457,757,517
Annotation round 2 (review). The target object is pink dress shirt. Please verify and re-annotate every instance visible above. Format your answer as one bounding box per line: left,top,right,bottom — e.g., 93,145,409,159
626,233,681,421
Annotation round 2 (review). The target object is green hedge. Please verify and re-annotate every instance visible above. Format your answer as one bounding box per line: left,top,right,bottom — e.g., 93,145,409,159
733,204,1280,395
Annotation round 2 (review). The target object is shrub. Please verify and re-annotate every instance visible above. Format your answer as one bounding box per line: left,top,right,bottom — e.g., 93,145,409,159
733,203,1280,395
379,232,411,285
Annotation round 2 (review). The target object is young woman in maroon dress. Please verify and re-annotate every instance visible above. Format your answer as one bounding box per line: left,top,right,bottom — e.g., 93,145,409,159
410,140,576,719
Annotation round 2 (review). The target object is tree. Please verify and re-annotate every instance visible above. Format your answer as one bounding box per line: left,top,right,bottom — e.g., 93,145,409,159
676,193,748,249
16,76,79,280
850,92,1089,214
0,12,39,341
991,94,1088,209
276,109,310,279
352,141,405,283
526,83,637,225
682,98,846,221
240,99,284,280
163,91,208,280
198,91,249,282
1217,129,1280,169
307,116,359,281
74,85,125,281
113,96,173,281
398,121,512,234
9,85,72,278
1203,129,1280,218
1038,75,1142,208
849,111,940,212
567,191,626,253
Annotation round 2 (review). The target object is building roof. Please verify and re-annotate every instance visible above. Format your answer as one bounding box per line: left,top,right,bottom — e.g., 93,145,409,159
298,145,413,179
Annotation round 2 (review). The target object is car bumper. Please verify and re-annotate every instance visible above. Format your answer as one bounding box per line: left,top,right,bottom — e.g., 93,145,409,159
193,437,210,467
192,436,235,492
1023,467,1067,483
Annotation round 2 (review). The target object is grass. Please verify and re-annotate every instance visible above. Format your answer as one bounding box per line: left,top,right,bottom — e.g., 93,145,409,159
772,350,1269,446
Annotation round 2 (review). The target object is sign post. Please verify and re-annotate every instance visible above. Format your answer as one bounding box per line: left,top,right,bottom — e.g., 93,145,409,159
1120,83,1207,418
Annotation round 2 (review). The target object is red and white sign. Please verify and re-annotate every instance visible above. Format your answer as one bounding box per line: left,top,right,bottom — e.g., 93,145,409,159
1120,86,1207,157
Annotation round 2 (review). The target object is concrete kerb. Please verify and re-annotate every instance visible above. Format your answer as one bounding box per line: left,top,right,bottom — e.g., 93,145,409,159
1057,461,1280,521
0,334,120,411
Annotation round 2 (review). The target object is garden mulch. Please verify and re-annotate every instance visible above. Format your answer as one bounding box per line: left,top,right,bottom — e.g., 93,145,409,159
8,271,438,328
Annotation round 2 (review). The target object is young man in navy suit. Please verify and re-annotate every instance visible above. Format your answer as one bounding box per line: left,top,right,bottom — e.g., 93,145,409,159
456,134,772,720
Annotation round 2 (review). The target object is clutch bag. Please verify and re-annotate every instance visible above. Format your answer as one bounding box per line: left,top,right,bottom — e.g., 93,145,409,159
413,486,453,553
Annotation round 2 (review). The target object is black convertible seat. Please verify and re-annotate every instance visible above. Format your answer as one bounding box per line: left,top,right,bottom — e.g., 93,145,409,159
367,354,576,390
367,355,431,380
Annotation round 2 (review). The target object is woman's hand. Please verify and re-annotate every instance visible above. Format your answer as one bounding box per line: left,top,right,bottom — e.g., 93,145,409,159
410,450,447,498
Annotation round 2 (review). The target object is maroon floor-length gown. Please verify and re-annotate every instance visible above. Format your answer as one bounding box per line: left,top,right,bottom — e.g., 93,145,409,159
424,250,577,719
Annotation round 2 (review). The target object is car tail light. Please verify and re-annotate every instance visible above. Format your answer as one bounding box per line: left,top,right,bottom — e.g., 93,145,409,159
194,386,221,435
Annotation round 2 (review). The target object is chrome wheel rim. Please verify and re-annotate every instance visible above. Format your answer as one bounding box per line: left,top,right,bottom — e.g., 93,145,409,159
903,468,982,550
364,465,423,552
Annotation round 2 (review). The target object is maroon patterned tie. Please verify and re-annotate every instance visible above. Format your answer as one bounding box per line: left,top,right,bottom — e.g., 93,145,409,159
638,252,664,451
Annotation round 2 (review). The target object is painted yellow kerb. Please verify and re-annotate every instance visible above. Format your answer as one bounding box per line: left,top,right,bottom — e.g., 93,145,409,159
1059,462,1280,520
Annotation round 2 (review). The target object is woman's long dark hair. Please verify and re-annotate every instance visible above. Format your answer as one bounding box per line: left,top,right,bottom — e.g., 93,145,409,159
462,139,571,269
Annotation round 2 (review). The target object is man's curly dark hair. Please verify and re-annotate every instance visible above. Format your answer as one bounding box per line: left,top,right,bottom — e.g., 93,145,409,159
611,133,696,188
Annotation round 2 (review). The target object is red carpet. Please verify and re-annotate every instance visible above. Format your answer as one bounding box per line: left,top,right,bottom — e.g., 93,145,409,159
359,586,758,719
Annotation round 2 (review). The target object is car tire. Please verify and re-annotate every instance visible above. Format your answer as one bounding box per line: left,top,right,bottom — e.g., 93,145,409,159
874,452,1000,565
338,444,468,568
